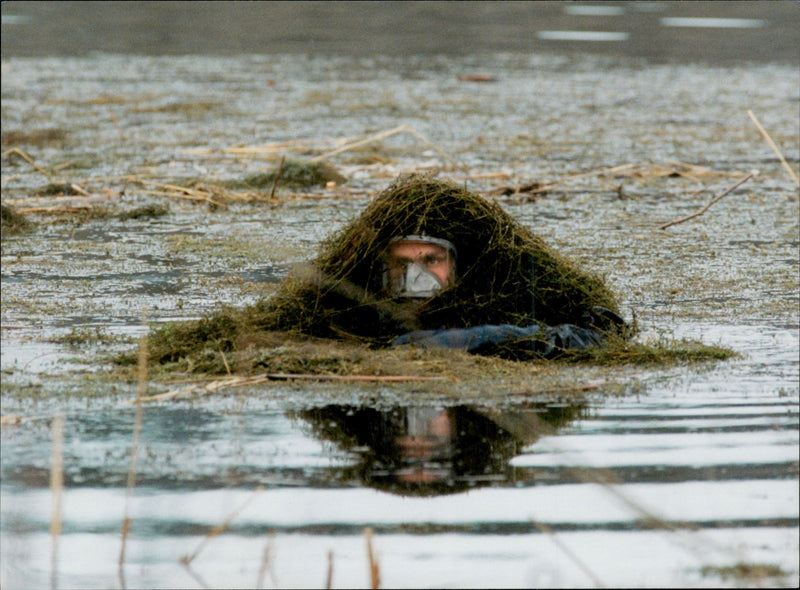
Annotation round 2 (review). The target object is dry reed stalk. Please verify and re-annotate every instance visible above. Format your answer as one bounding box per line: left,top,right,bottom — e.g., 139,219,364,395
110,113,126,140
67,183,90,197
16,206,95,216
132,179,229,208
663,159,742,179
525,163,639,194
310,124,466,172
180,485,264,566
566,464,731,566
133,373,453,404
659,171,758,230
532,520,605,588
510,384,602,396
1,414,23,427
269,155,286,201
180,563,211,589
747,109,800,187
325,549,334,590
2,147,54,179
118,332,148,589
50,414,64,590
256,531,277,589
364,527,380,590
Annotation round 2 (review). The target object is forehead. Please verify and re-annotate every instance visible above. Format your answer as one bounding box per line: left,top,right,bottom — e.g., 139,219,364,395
388,240,449,257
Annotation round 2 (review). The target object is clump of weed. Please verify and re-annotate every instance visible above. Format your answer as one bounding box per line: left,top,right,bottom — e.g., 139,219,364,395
117,203,169,220
699,563,787,583
556,333,738,365
36,183,83,197
230,160,346,190
131,101,220,114
139,174,734,376
1,128,68,149
49,326,128,347
1,204,33,237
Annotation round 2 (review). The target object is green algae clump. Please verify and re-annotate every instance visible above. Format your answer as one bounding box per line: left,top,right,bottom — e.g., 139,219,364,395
1,204,33,237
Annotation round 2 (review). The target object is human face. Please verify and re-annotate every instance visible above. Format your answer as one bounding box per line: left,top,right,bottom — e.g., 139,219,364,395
386,240,455,293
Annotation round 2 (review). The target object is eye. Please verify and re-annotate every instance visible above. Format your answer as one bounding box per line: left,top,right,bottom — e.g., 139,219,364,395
421,254,445,266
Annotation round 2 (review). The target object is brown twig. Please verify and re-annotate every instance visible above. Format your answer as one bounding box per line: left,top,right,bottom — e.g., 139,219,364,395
16,205,96,216
511,384,602,396
50,414,64,590
532,520,605,588
270,155,286,201
659,171,758,230
180,485,264,566
325,549,334,590
133,373,454,404
256,531,277,589
747,109,799,187
2,147,54,180
118,331,148,589
310,124,466,172
364,527,380,589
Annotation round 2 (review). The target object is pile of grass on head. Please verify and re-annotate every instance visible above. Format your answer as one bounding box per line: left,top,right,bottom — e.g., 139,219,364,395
146,173,622,369
258,173,620,337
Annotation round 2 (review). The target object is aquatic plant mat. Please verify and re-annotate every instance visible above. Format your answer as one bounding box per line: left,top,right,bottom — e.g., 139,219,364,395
126,329,735,404
130,173,737,398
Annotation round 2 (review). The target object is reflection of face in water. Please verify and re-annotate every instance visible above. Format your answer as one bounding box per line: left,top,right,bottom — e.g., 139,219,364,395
296,403,584,496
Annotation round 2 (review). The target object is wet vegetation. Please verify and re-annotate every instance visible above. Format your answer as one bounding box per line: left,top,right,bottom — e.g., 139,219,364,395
137,174,735,380
116,203,169,220
227,159,346,190
699,562,788,584
1,127,68,149
0,204,33,237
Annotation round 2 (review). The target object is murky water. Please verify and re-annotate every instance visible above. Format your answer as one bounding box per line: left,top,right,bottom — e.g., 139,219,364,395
2,48,799,588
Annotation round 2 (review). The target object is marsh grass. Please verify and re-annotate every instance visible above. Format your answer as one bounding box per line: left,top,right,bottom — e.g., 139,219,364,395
226,159,346,190
116,203,169,220
48,326,128,347
1,204,33,236
135,174,735,384
1,128,68,149
699,562,788,583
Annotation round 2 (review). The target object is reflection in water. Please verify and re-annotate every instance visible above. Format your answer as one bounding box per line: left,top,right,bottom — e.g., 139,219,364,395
296,402,586,496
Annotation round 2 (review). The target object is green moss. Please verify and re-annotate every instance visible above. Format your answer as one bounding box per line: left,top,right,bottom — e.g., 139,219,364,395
557,334,738,365
1,128,68,148
48,326,128,347
699,562,787,582
117,203,169,220
35,183,82,197
229,160,346,190
1,204,33,237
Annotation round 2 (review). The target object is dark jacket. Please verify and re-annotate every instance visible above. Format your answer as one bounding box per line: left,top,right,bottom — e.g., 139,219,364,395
391,306,624,360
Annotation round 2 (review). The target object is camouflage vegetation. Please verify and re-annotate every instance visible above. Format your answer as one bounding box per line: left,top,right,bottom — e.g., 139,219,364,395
146,174,625,369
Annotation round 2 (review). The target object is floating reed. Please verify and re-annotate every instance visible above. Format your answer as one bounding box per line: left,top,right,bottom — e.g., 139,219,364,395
747,109,799,187
364,527,380,590
118,331,148,589
50,414,64,590
180,485,264,566
660,171,758,230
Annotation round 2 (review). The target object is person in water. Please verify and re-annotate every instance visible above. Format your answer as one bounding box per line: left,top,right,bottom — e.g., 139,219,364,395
382,233,624,358
263,174,626,358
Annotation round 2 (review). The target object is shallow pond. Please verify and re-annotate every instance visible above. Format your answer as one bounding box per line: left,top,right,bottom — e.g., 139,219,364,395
1,47,799,588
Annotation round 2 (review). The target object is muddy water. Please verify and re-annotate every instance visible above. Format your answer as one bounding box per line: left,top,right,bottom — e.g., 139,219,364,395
1,51,799,588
